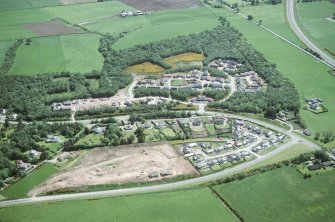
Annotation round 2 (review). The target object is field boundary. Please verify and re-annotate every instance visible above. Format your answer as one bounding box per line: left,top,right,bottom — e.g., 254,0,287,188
209,186,244,222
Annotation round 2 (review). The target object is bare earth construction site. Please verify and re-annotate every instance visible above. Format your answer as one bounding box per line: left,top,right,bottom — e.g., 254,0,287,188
29,142,197,196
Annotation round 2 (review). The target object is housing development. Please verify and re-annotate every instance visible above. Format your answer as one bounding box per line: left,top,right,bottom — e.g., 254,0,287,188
0,0,334,221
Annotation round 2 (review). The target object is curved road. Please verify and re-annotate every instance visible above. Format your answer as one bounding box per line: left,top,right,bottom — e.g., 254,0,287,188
286,0,335,69
0,112,319,208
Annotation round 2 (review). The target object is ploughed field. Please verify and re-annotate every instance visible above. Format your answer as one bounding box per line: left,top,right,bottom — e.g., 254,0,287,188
29,142,197,196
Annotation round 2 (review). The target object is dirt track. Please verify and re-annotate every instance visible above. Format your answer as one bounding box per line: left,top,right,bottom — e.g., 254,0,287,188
29,143,197,197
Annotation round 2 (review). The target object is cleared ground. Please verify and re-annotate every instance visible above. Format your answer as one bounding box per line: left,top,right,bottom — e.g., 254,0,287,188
25,20,82,36
29,143,197,196
214,167,335,222
9,33,103,75
120,0,200,11
0,187,238,222
297,1,335,57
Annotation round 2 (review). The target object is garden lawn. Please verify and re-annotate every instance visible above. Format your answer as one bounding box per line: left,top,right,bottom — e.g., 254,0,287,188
297,1,335,58
113,18,220,49
75,134,104,147
214,167,335,222
0,187,239,222
213,8,335,133
0,163,58,199
9,33,103,75
43,1,135,24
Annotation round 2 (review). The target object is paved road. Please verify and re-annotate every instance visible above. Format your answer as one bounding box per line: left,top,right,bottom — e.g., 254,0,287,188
286,0,335,69
0,112,319,208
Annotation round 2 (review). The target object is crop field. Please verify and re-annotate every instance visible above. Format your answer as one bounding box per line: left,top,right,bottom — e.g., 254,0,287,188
147,7,216,25
113,18,220,49
212,7,335,133
9,33,103,75
297,1,335,57
214,167,335,222
125,62,165,74
0,0,96,11
120,0,201,11
0,8,56,40
42,1,135,24
0,163,58,199
83,16,152,35
0,9,53,27
0,187,238,222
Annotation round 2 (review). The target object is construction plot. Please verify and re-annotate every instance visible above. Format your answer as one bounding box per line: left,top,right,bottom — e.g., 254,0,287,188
29,142,197,196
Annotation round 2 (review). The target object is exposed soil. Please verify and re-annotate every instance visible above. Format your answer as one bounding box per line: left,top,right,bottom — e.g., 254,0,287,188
120,0,200,11
28,142,197,197
25,20,83,36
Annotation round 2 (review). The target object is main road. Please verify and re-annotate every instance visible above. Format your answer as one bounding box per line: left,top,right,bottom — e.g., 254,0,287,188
286,0,335,69
0,112,319,208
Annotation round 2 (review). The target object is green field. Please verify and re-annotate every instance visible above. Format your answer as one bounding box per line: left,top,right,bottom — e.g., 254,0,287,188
236,3,304,47
0,163,58,199
212,7,335,133
0,8,53,26
43,1,135,24
10,33,103,75
75,134,104,147
297,1,335,57
84,15,152,35
214,167,335,222
0,187,239,222
113,18,220,49
0,0,32,11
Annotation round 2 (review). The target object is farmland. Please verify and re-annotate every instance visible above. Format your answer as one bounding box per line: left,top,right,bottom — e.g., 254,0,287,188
214,167,335,222
113,18,220,49
210,7,335,133
296,1,335,58
0,187,239,222
9,33,103,75
0,163,58,199
42,1,135,24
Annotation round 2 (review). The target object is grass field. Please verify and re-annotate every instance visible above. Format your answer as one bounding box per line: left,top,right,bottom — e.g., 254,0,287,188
0,25,38,41
212,7,335,133
0,187,239,222
235,2,304,47
214,167,335,222
0,163,58,199
43,1,135,24
297,1,335,57
83,15,151,35
0,0,32,11
9,33,103,75
113,18,220,49
75,134,104,147
0,8,53,27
